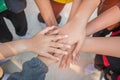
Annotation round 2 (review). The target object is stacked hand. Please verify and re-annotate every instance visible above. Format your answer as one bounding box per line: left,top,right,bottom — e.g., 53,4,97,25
33,20,87,67
47,21,87,68
26,26,71,60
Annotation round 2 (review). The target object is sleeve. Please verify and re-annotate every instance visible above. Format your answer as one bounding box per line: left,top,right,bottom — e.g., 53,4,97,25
117,75,120,80
7,57,48,80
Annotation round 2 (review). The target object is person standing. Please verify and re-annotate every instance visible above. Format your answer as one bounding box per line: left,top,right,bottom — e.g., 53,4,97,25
0,0,30,43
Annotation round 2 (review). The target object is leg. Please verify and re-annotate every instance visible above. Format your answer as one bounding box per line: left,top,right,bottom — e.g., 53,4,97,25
5,11,28,36
0,17,13,42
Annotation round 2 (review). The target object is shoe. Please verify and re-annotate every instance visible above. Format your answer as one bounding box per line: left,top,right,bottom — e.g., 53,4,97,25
20,34,32,39
38,13,62,24
84,64,98,75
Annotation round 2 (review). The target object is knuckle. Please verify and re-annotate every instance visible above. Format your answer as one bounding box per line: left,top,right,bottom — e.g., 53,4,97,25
51,48,56,53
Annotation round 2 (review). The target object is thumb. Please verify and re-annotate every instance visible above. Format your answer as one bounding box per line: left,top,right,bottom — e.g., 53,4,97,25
40,26,55,35
72,42,81,62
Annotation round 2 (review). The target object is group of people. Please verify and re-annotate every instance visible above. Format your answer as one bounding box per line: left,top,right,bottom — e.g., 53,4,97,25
0,0,120,80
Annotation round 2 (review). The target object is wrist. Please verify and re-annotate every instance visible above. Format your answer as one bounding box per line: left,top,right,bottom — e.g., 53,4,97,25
68,16,87,29
37,56,49,67
45,16,58,26
9,39,29,54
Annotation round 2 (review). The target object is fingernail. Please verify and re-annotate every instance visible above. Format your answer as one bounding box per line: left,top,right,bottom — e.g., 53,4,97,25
65,35,68,38
73,54,76,57
57,58,60,61
66,45,71,48
64,51,68,55
75,62,78,65
66,66,69,69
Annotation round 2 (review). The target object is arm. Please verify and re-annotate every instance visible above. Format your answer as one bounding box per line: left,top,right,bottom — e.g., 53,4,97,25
58,0,100,44
70,0,100,24
35,0,57,26
0,39,27,60
86,3,120,35
81,37,120,58
60,37,120,68
67,0,82,22
0,27,70,60
58,0,100,57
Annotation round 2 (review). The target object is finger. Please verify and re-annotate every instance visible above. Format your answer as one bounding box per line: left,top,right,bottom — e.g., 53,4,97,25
40,52,60,60
53,54,62,58
109,70,113,75
59,55,67,68
58,39,69,44
66,55,72,69
77,53,80,59
50,35,68,42
50,42,71,49
48,29,59,35
48,47,68,55
72,52,79,64
40,26,55,34
72,42,81,62
72,57,78,65
106,74,112,80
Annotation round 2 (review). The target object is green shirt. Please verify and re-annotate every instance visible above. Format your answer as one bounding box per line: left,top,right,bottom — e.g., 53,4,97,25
0,0,7,13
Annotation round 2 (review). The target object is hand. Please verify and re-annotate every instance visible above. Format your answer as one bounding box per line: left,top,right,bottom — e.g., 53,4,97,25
59,44,78,68
57,22,86,62
26,26,71,60
106,70,113,80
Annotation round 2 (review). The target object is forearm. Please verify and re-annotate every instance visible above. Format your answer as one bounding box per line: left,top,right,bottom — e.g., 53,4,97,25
86,4,120,35
0,39,28,60
67,0,81,22
68,0,100,27
35,0,57,26
81,37,120,57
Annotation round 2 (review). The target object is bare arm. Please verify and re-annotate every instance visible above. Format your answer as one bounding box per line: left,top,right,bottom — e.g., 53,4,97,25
58,0,100,57
0,39,28,60
86,4,120,35
0,27,70,60
59,0,101,67
81,37,120,58
35,0,57,26
70,0,100,25
67,0,82,22
59,0,100,44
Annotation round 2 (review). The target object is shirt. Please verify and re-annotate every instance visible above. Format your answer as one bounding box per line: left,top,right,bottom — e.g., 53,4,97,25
54,0,73,4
